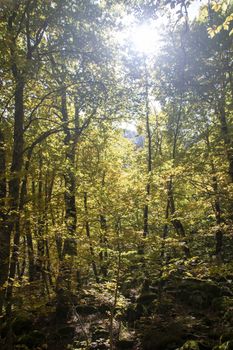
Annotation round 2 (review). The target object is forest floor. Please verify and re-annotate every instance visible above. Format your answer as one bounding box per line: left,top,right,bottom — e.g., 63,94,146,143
1,266,233,350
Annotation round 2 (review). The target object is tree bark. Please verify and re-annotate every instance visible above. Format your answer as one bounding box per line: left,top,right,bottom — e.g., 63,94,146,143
62,88,77,258
143,59,152,238
206,131,224,258
0,129,7,315
84,192,99,283
218,98,233,182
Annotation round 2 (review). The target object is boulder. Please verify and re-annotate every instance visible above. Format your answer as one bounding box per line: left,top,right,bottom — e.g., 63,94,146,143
17,330,45,348
178,340,200,350
213,341,233,350
176,278,223,309
140,320,185,350
76,304,98,315
92,327,109,341
116,338,135,349
11,316,33,336
57,326,75,338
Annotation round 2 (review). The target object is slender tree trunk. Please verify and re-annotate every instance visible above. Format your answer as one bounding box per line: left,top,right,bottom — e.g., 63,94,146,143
26,220,35,282
109,222,122,350
0,129,7,315
62,89,77,259
99,214,108,278
158,197,170,300
56,90,78,320
36,151,46,287
143,58,152,238
167,177,190,258
4,76,25,315
99,172,108,278
5,12,25,308
212,175,223,258
206,131,224,258
84,192,99,283
6,147,36,314
218,97,233,182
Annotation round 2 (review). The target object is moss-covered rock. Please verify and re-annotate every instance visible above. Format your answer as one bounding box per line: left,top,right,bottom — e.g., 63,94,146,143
212,297,233,313
76,304,98,315
11,316,33,336
17,330,45,348
125,304,140,323
92,327,109,341
140,320,185,350
57,325,75,338
176,278,223,309
89,341,108,350
178,340,200,350
99,304,111,313
137,293,157,305
0,321,9,339
213,341,233,350
116,338,135,349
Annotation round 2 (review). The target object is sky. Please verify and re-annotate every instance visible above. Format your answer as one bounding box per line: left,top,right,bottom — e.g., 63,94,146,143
120,0,206,132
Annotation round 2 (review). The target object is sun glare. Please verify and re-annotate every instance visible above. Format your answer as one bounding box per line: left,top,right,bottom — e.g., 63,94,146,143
115,17,161,56
130,23,161,54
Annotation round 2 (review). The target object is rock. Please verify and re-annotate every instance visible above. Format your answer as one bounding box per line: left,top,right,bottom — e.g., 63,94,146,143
213,341,233,350
76,304,98,315
125,304,139,323
156,299,174,314
17,330,45,348
99,304,111,313
0,322,8,339
188,291,205,308
11,316,33,336
178,340,200,350
140,321,185,350
89,341,108,350
212,297,233,313
176,278,223,309
55,289,74,322
221,330,233,343
116,338,135,349
57,326,75,338
92,327,109,341
135,293,157,317
137,293,157,305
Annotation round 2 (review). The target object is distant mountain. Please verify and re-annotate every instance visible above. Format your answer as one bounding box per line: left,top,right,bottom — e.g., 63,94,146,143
123,129,144,148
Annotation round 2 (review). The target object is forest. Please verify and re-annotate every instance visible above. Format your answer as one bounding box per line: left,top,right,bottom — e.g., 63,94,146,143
0,0,233,349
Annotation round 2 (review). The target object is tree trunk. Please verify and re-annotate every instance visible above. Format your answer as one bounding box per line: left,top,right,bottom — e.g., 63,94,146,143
4,77,25,315
99,214,108,278
62,89,77,258
84,192,99,283
56,89,77,319
143,59,152,238
218,99,233,182
168,177,190,258
206,132,224,258
0,129,7,315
